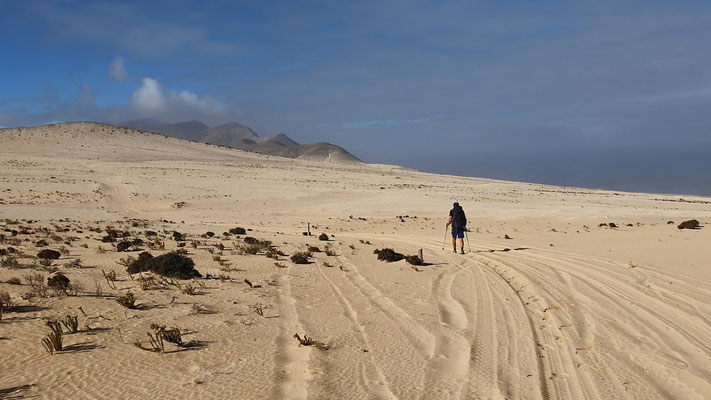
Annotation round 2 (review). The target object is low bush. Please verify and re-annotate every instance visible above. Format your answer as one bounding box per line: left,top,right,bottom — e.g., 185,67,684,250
318,233,329,241
229,227,246,235
678,219,700,230
290,251,312,264
0,290,12,320
405,255,423,265
37,249,61,260
127,252,200,279
116,241,132,252
374,248,404,262
172,231,185,241
116,292,137,309
308,246,321,253
47,273,71,295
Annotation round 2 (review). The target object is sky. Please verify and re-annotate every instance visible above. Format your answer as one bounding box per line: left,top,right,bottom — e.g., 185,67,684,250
2,1,711,195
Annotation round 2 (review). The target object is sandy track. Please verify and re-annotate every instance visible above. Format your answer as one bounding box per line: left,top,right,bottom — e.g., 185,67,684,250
328,234,711,399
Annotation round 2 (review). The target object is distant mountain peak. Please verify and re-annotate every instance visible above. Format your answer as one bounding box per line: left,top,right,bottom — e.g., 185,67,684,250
116,119,361,164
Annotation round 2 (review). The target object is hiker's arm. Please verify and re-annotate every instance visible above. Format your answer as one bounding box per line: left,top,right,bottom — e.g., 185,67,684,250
446,215,452,226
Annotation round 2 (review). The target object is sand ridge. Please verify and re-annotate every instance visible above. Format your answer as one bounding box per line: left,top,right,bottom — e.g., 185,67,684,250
1,122,710,399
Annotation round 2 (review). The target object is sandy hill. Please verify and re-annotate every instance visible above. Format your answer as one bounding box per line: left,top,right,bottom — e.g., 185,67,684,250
0,121,710,399
117,119,362,164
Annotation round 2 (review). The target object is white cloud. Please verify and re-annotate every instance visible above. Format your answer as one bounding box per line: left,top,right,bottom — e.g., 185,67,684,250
131,77,166,113
108,56,128,81
130,77,226,118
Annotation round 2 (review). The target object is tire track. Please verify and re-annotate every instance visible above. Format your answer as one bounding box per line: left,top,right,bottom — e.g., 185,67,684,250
272,271,312,400
316,265,398,399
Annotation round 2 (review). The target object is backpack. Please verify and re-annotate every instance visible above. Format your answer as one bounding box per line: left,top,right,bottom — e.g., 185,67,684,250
451,206,466,226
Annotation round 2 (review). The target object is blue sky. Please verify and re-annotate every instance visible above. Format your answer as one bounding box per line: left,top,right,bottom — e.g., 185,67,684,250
2,1,711,194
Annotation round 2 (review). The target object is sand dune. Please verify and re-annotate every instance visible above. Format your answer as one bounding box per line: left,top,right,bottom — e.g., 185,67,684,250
1,122,710,399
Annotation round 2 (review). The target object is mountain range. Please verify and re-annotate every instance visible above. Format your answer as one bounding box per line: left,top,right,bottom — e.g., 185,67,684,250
119,119,362,164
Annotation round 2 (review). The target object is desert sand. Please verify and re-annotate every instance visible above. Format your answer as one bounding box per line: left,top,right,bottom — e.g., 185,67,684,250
1,122,710,400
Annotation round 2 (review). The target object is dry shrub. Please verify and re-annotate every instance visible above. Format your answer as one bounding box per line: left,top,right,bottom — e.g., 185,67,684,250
405,255,423,265
0,290,12,320
324,244,338,257
116,292,137,309
7,277,21,285
374,248,404,262
229,227,246,235
290,251,312,264
25,272,50,298
678,219,700,230
42,320,63,354
47,273,71,295
1,256,20,269
127,252,200,279
318,233,329,241
37,249,61,260
61,315,79,333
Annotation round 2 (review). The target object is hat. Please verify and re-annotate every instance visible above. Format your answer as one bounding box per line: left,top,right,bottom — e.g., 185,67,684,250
453,202,459,206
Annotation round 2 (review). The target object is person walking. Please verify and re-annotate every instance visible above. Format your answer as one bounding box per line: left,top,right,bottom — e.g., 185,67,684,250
446,202,467,254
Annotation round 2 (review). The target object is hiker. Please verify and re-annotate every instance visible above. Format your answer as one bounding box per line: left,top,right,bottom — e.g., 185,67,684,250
446,202,467,254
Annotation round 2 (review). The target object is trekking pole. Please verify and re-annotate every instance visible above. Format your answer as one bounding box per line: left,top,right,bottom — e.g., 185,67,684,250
442,225,448,250
465,229,471,253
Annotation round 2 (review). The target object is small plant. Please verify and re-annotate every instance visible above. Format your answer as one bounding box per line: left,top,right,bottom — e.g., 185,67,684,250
116,256,136,267
1,255,20,269
61,315,79,333
229,227,246,235
290,251,312,264
116,241,131,252
0,290,12,320
42,320,63,354
374,248,404,262
102,269,118,289
58,246,70,256
308,246,321,253
293,333,329,350
25,272,50,298
274,262,288,268
116,291,137,309
37,249,61,260
405,255,423,266
318,233,329,241
182,284,198,295
678,219,700,230
7,277,21,285
324,244,338,257
47,273,71,295
127,252,201,279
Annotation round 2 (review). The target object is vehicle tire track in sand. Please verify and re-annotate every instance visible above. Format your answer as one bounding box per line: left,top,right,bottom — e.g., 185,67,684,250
338,257,436,359
417,264,471,400
316,265,398,399
101,175,139,214
483,248,711,399
272,271,312,400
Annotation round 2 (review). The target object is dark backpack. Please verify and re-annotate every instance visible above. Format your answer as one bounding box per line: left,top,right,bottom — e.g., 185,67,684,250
451,206,466,226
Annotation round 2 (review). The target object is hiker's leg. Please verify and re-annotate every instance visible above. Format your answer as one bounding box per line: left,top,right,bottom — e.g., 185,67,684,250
459,238,464,252
452,236,457,250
